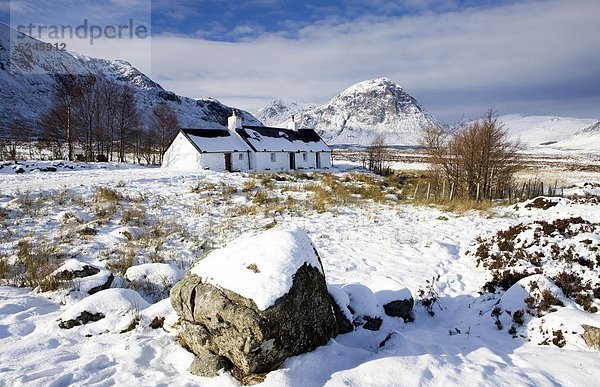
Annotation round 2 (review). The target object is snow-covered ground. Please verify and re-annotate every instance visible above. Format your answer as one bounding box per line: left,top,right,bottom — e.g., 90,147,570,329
0,161,599,386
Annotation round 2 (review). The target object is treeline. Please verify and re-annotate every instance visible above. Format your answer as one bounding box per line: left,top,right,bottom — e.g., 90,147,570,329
1,75,179,164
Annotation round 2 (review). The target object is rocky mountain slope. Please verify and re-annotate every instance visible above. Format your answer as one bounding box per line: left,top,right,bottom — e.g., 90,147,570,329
255,99,313,127
0,23,260,134
285,78,438,146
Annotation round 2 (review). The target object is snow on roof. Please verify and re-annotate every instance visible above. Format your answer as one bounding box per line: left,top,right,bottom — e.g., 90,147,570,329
181,128,252,153
236,126,331,152
190,226,323,310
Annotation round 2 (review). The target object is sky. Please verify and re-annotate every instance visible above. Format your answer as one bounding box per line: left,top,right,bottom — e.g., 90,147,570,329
2,0,599,122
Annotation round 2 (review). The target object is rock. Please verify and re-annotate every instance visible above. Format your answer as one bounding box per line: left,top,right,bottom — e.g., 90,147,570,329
54,264,100,280
58,311,105,329
341,283,383,331
383,299,414,322
172,265,337,379
57,288,149,334
170,227,338,381
582,325,600,349
51,259,113,294
368,278,414,323
330,295,354,334
362,316,383,331
188,348,231,378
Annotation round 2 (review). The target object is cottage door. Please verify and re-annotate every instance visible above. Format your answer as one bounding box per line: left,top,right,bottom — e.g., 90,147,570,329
289,153,296,170
316,152,321,168
224,153,232,172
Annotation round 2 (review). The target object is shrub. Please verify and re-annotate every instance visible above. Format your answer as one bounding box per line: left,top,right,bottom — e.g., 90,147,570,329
417,274,442,316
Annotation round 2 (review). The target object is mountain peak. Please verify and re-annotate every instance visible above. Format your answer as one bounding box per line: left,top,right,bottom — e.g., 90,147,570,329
255,99,313,127
292,78,436,146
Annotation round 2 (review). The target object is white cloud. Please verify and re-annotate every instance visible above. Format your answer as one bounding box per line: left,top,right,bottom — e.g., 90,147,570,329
24,0,600,121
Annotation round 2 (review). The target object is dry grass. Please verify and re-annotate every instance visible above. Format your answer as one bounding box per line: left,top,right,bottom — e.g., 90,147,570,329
106,246,136,276
95,187,121,203
10,239,63,291
439,199,495,213
242,179,258,192
121,206,147,226
190,181,216,194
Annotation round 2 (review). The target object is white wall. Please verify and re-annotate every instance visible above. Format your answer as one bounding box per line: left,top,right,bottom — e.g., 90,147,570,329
162,132,204,170
292,152,315,170
255,152,290,171
317,152,332,169
230,151,251,172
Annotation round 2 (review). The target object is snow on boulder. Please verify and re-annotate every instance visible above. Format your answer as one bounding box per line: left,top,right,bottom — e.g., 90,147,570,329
189,226,324,310
57,288,149,335
341,283,383,331
170,226,338,381
367,277,414,322
328,284,354,334
52,259,113,294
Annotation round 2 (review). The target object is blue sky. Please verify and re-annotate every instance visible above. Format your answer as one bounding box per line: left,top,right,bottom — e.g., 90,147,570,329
149,0,514,40
2,0,599,122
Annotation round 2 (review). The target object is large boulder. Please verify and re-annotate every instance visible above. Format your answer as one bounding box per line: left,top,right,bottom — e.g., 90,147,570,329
170,226,338,382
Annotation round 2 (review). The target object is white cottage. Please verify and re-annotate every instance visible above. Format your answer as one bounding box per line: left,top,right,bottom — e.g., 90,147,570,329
162,112,332,172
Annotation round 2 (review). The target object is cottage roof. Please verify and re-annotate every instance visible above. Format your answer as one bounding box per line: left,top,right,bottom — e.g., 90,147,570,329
236,126,331,152
180,128,253,153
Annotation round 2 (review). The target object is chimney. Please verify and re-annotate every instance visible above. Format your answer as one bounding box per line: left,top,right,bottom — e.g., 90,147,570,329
228,110,242,131
288,115,298,131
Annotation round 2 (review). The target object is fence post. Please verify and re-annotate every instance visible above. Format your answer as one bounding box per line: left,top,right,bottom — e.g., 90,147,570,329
426,182,431,202
449,182,454,201
476,183,480,201
441,181,446,201
414,182,420,200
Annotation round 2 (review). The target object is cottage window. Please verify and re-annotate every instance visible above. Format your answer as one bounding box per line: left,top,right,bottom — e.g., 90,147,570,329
270,153,276,162
238,153,244,160
302,152,307,161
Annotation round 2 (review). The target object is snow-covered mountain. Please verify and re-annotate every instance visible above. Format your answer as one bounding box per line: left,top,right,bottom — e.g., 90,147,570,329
495,114,596,147
0,23,260,132
289,78,438,146
255,99,313,127
554,120,600,151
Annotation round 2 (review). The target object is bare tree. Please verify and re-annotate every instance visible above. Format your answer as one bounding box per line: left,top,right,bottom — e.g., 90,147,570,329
151,103,179,164
422,110,522,200
366,134,391,175
116,87,139,162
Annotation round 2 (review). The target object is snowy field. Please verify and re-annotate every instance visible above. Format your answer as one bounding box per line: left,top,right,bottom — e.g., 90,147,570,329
0,161,599,386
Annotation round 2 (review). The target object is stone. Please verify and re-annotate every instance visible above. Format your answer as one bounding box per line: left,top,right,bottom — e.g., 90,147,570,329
171,264,337,380
330,295,354,334
582,325,600,349
188,347,231,378
58,311,105,329
383,298,414,322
